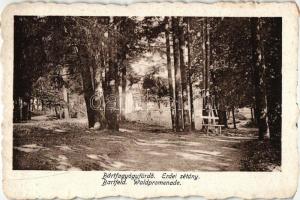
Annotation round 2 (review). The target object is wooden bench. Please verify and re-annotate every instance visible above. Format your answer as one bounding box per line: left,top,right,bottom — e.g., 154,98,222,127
202,124,224,134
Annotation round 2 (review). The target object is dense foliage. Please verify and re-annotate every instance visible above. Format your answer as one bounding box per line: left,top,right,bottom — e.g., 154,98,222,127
14,16,281,143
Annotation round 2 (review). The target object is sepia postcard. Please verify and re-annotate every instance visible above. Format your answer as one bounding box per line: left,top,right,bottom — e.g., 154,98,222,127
1,2,299,199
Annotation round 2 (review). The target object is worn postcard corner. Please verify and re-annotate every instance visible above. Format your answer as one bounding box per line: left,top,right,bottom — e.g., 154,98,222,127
1,1,299,199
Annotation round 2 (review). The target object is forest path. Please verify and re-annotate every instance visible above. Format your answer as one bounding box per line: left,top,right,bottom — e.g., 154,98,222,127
13,116,256,171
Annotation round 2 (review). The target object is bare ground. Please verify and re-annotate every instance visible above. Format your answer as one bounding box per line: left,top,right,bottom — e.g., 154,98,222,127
13,116,258,171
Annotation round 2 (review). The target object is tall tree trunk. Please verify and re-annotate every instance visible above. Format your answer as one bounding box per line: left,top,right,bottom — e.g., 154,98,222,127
27,99,31,120
61,68,70,119
80,66,96,128
223,111,228,128
164,17,176,131
178,17,190,131
172,17,184,131
202,18,209,126
59,105,63,119
251,18,267,140
232,107,236,129
263,18,282,143
104,17,119,131
205,18,210,91
41,100,44,112
201,20,206,90
76,39,105,129
36,98,39,111
119,19,127,122
54,106,58,118
23,99,29,120
93,51,106,129
218,99,228,128
76,45,97,128
62,84,69,119
261,38,270,139
17,97,22,122
121,60,127,121
250,107,254,123
186,17,195,131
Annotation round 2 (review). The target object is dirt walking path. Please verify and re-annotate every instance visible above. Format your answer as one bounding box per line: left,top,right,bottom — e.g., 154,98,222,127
13,117,256,171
